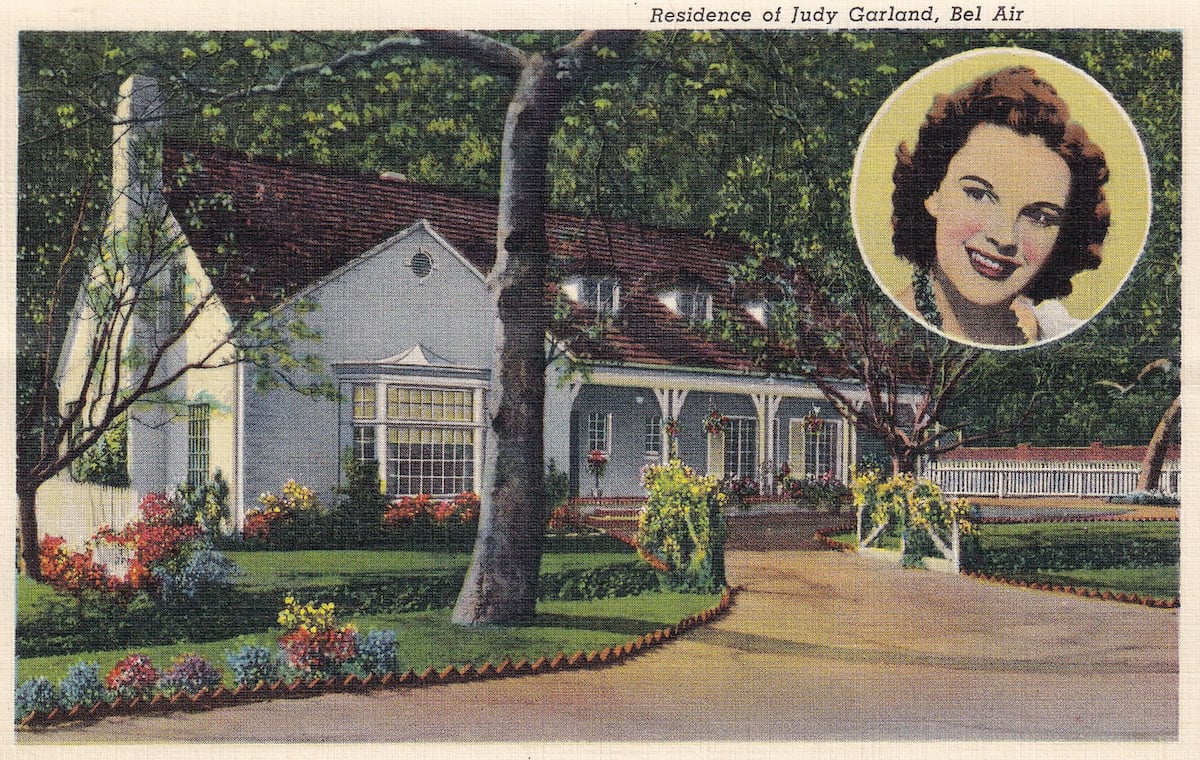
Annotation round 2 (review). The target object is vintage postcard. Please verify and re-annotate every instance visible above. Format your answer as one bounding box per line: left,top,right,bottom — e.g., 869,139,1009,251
3,1,1193,757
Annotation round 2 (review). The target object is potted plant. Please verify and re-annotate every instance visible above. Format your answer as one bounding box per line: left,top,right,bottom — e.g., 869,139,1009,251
703,409,728,436
586,449,608,498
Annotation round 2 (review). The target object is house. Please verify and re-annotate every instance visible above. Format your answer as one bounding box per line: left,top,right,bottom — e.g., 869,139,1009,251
56,76,908,530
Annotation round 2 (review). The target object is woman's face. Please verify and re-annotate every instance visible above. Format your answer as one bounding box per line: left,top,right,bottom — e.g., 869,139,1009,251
924,123,1071,307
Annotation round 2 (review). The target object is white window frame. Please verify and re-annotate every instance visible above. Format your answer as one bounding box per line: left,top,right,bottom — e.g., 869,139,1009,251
581,276,620,316
187,403,210,488
791,417,841,478
676,285,712,322
386,426,476,497
644,414,663,458
724,416,757,479
586,411,612,454
348,379,483,497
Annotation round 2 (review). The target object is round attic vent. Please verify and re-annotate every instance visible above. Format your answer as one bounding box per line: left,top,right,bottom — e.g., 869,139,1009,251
411,250,433,278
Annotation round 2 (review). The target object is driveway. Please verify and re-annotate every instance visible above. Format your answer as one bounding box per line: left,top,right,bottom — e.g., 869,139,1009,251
20,513,1178,743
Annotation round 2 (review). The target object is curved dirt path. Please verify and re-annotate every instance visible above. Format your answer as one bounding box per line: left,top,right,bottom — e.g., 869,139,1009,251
21,515,1177,743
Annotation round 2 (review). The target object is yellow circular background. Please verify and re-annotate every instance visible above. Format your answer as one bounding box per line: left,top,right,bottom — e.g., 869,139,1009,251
851,47,1152,347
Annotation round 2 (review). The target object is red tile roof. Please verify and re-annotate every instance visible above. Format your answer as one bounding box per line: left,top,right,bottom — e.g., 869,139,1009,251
940,442,1180,463
162,140,818,373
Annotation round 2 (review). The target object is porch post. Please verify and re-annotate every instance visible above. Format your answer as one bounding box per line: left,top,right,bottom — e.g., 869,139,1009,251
653,388,688,463
751,393,782,491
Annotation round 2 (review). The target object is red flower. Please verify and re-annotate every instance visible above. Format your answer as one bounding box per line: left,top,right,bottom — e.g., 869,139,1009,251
280,627,357,674
430,500,457,524
453,492,481,510
105,653,160,694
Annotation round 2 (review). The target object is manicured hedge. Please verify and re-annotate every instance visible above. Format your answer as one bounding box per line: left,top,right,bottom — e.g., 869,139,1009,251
960,535,1179,575
537,564,663,601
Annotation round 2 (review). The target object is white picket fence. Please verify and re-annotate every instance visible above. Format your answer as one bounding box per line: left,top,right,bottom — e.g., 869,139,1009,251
34,475,138,549
923,459,1180,499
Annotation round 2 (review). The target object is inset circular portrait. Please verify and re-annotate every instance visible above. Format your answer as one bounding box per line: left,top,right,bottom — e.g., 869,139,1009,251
851,48,1151,349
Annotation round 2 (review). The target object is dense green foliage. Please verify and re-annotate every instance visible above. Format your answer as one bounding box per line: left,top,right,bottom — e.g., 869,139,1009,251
327,454,394,547
961,521,1179,574
637,460,727,591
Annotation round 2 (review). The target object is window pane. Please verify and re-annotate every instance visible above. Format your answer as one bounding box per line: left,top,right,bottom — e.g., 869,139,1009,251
387,385,474,422
724,418,756,479
804,420,839,477
353,426,376,462
187,404,210,488
644,415,663,457
353,384,376,420
386,426,474,496
587,412,610,453
678,288,709,321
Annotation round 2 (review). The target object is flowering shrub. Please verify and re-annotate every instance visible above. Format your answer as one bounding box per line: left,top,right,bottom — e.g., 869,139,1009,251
40,491,233,605
354,629,400,677
58,661,110,708
452,491,481,523
157,548,243,603
277,597,357,677
722,475,760,511
382,493,431,527
853,469,972,565
38,536,120,598
548,504,587,531
157,653,223,695
225,645,282,687
175,470,231,533
94,492,204,592
243,480,320,542
15,677,60,720
781,470,851,512
636,459,727,591
105,653,161,699
380,492,480,548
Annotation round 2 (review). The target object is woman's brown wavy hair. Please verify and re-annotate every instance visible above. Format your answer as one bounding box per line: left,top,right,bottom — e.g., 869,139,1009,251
891,66,1110,302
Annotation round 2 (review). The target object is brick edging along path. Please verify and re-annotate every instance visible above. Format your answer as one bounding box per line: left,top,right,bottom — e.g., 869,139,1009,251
18,585,740,730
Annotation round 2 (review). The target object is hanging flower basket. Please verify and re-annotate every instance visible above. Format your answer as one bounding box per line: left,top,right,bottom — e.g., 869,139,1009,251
586,449,608,498
703,409,729,436
662,416,680,439
586,449,608,478
802,412,825,433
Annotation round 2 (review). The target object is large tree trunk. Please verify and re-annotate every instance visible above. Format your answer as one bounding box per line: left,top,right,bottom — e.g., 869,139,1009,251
17,479,44,580
452,55,563,625
1137,394,1180,492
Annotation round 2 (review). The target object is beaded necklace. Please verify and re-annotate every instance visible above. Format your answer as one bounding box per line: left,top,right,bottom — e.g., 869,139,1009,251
912,266,942,327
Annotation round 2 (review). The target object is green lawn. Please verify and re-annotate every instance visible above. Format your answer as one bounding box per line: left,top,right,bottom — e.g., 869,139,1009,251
16,590,719,685
17,542,719,687
996,566,1179,599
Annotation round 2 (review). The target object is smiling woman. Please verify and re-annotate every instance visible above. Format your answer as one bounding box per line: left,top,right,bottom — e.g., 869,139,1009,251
892,68,1108,345
853,49,1151,349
